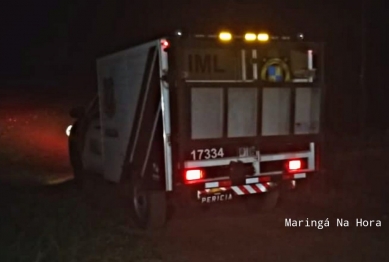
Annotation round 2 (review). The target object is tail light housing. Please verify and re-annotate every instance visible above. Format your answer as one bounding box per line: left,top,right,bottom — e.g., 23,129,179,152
287,160,302,171
161,39,170,51
184,169,204,182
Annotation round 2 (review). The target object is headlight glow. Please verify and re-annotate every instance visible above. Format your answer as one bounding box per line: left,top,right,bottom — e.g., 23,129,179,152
66,125,72,136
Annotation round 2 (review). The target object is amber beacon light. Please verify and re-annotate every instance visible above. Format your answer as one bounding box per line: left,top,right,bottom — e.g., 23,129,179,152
244,33,257,41
218,32,232,41
257,33,269,42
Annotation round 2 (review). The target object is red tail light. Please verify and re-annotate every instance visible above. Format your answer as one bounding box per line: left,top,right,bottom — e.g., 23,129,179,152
185,169,204,181
288,160,302,171
161,39,169,50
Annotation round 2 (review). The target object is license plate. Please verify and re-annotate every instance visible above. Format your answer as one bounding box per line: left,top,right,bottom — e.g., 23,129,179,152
199,192,233,204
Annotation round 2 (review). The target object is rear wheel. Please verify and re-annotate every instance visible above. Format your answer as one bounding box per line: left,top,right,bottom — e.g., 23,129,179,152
128,173,167,229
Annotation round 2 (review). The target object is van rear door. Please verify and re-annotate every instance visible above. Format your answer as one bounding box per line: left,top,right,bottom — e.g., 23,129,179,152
171,38,324,173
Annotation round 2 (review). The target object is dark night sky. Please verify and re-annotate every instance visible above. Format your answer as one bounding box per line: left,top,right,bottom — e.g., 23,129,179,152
0,0,387,129
0,0,387,132
2,0,379,79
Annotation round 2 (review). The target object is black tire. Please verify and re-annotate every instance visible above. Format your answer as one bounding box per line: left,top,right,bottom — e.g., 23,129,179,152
245,189,280,213
127,174,167,230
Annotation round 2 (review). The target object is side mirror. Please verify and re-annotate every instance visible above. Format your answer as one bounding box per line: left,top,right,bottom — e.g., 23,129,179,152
69,106,85,119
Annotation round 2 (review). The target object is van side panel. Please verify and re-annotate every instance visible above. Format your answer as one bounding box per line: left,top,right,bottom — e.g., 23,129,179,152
96,41,159,182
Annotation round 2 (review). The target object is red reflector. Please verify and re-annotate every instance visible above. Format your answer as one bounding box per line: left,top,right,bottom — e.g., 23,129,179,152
288,160,301,170
185,169,203,181
161,39,169,50
259,176,271,182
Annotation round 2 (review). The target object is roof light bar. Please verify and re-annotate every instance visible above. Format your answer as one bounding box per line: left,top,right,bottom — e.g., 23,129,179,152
257,33,269,42
219,32,232,41
244,33,257,41
189,31,302,42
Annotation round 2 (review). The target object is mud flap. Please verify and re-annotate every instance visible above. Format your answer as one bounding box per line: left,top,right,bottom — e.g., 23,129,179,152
229,161,253,185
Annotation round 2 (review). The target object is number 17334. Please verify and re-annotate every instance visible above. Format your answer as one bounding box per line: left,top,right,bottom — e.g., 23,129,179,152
190,148,224,160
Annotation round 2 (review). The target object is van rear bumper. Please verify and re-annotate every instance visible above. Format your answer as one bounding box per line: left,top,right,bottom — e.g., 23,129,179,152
172,171,314,205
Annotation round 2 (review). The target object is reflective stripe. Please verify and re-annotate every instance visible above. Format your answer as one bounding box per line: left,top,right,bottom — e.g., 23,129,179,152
232,186,245,195
198,183,276,198
294,173,306,179
256,183,268,192
246,177,259,184
205,182,219,188
244,185,257,194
